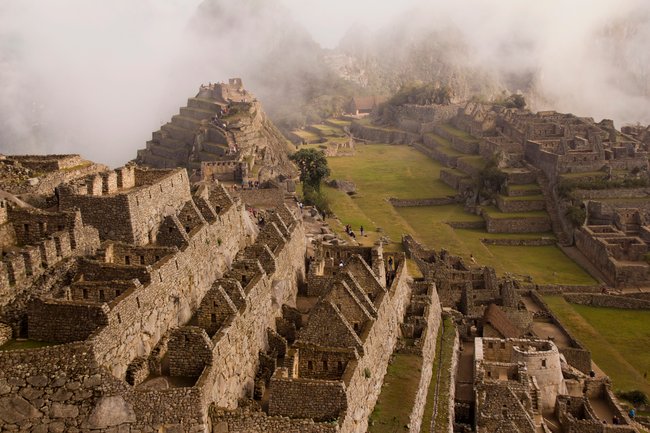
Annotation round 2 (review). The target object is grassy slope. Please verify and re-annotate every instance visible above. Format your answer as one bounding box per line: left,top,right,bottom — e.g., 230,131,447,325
543,296,650,395
368,354,423,433
325,144,595,284
421,317,455,433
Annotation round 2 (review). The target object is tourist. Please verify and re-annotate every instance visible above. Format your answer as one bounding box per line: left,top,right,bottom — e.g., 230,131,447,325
339,260,344,268
388,256,393,270
613,415,619,425
360,225,364,237
350,231,356,239
629,408,636,419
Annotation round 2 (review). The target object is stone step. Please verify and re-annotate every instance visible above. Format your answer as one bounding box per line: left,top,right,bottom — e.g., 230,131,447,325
207,128,229,144
161,123,197,143
506,184,543,197
159,137,187,150
197,151,222,162
138,151,180,169
496,195,546,213
202,142,229,156
150,144,188,161
180,106,217,121
171,115,202,131
187,97,222,112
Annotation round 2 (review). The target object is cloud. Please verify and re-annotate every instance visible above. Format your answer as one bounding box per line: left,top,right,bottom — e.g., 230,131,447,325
0,0,649,168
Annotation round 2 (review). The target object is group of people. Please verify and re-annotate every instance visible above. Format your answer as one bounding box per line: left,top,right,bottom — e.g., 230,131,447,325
345,224,364,239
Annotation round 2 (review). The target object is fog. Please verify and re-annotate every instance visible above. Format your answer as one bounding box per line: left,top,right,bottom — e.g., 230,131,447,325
0,0,649,167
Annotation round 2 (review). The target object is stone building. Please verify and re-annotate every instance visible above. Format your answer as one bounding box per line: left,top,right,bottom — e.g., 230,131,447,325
0,162,312,432
474,337,637,433
576,206,650,287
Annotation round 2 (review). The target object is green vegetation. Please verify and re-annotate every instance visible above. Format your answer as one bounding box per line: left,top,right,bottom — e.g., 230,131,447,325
543,296,650,395
476,159,507,200
437,124,479,143
324,144,596,284
558,172,650,198
382,81,453,107
368,354,422,432
421,317,456,433
292,148,332,214
291,148,330,191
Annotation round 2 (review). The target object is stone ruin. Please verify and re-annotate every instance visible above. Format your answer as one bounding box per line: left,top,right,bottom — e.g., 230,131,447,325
353,99,650,286
0,158,311,431
473,337,638,433
136,79,296,184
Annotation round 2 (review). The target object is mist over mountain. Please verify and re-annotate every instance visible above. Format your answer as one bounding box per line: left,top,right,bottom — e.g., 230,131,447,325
0,0,649,166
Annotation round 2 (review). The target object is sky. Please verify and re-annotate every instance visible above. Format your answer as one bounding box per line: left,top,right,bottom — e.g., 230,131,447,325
0,0,649,167
278,0,422,48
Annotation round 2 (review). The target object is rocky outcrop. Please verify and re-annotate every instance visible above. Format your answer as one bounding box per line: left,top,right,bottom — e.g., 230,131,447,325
136,80,296,182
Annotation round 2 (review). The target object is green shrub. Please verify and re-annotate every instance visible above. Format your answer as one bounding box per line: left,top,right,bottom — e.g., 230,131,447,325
617,390,648,406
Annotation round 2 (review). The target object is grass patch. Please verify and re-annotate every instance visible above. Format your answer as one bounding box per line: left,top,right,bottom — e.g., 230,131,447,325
543,296,650,395
368,353,423,432
458,156,486,169
326,118,352,127
421,317,456,433
292,129,321,142
437,124,479,142
559,171,608,180
440,168,470,179
324,144,596,285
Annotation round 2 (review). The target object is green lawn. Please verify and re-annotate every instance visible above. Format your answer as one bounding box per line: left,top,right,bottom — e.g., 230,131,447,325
437,124,479,143
368,354,423,433
543,296,650,395
322,143,596,285
326,118,352,127
421,317,456,433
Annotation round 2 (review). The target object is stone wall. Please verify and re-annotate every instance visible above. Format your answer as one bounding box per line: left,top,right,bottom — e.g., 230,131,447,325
447,221,486,229
28,299,110,343
85,201,251,378
211,407,339,433
350,122,419,145
407,287,442,433
481,238,556,246
563,293,650,310
59,168,192,245
200,216,306,409
0,322,11,345
389,197,459,207
496,196,546,213
337,259,412,433
232,187,285,208
527,291,592,373
1,200,306,432
484,214,551,234
440,169,471,191
268,373,347,421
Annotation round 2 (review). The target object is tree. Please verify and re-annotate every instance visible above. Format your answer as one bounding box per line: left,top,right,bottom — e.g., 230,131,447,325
290,148,330,191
